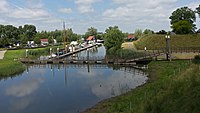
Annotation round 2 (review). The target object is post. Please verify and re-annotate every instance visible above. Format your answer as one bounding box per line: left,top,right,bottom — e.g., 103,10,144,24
63,22,67,52
144,47,147,58
87,48,89,62
57,48,59,57
165,35,170,61
50,48,52,58
26,49,28,58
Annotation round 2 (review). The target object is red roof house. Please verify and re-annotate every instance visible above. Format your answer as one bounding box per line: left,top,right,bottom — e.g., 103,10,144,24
40,38,49,45
128,34,135,40
87,36,95,41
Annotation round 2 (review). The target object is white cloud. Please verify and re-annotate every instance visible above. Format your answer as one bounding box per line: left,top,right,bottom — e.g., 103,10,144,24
0,0,9,13
0,0,51,20
5,77,44,97
75,0,101,13
9,8,50,19
59,8,72,14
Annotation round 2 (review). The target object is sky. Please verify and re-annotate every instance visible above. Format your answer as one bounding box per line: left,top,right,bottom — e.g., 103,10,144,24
0,0,200,34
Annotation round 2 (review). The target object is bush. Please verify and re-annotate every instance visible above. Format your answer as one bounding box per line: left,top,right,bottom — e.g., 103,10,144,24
107,48,145,60
192,55,200,64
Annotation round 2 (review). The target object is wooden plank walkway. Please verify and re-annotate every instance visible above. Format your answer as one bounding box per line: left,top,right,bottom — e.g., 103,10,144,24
20,58,136,66
56,44,99,59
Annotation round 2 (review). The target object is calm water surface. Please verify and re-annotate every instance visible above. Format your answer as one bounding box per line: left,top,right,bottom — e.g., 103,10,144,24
0,46,148,113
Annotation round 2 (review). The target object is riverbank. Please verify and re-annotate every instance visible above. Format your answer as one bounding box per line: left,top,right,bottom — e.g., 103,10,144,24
0,47,55,79
83,60,200,113
0,50,26,79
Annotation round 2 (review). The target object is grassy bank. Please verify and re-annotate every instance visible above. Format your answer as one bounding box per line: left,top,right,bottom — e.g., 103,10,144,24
0,46,56,79
135,34,200,50
0,50,26,79
83,60,200,113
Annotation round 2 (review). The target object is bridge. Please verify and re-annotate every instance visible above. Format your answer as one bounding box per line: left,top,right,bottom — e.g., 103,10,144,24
20,47,200,65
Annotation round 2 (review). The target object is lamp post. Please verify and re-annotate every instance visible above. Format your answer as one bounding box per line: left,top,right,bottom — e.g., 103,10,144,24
165,35,170,61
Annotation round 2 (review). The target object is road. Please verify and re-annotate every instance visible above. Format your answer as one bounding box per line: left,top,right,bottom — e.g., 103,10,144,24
0,50,6,59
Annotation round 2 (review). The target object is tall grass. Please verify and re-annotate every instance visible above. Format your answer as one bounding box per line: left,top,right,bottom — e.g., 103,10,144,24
106,48,145,60
135,34,200,50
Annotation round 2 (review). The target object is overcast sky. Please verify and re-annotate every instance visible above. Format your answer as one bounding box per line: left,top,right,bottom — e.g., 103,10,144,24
0,0,199,34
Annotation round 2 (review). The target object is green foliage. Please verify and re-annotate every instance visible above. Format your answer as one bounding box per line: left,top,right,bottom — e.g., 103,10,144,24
196,5,200,18
85,27,98,38
135,34,200,50
170,7,196,34
104,26,124,50
156,30,167,34
0,24,37,46
143,29,154,35
172,20,194,34
134,29,143,39
107,48,144,59
192,55,200,64
23,24,37,40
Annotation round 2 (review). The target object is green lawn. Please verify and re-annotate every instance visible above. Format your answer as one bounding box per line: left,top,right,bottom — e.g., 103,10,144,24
0,49,26,79
0,46,57,79
135,34,200,50
84,60,200,113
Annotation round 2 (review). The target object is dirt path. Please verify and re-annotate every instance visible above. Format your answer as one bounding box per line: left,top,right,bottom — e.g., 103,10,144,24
121,42,137,50
0,50,6,59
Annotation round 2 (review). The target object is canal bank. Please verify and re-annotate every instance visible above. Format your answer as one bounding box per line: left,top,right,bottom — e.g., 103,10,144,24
82,60,200,113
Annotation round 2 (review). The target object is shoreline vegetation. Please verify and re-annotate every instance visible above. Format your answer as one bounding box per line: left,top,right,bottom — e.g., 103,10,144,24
83,60,200,113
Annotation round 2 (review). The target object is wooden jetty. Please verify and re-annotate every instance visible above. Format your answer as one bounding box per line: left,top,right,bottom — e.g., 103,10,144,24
56,44,99,59
20,58,136,66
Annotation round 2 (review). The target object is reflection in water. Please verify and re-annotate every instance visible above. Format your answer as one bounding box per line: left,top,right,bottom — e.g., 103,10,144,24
5,77,44,97
0,64,148,113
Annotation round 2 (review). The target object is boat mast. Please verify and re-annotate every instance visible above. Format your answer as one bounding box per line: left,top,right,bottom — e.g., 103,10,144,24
63,22,67,52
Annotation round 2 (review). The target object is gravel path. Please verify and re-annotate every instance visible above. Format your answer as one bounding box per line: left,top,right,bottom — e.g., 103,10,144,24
0,50,6,59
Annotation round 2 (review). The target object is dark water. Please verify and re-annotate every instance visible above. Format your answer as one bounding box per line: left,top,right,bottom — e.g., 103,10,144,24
0,46,148,113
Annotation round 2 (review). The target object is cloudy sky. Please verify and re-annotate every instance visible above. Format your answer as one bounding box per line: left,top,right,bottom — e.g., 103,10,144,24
0,0,199,34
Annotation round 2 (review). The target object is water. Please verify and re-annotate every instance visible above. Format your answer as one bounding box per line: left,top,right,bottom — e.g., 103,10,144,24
0,64,148,113
64,46,106,60
0,46,148,113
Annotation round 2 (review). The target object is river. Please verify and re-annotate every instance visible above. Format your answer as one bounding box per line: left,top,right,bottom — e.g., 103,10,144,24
0,46,148,113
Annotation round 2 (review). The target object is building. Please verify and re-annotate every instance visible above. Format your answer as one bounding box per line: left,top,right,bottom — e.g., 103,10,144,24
128,34,135,41
40,39,49,46
86,36,96,44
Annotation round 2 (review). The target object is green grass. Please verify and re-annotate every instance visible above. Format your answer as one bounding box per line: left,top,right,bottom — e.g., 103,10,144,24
135,34,200,50
0,46,59,79
84,60,200,113
0,50,26,79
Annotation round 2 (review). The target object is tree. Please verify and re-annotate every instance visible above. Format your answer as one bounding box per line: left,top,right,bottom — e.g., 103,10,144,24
134,29,142,39
156,30,167,34
196,5,200,18
85,27,97,39
143,29,154,35
170,7,196,34
172,20,194,34
23,24,37,40
104,26,124,51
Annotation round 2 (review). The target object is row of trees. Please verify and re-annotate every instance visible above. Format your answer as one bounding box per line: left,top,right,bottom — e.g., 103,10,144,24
0,24,84,47
170,5,200,34
0,24,36,47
